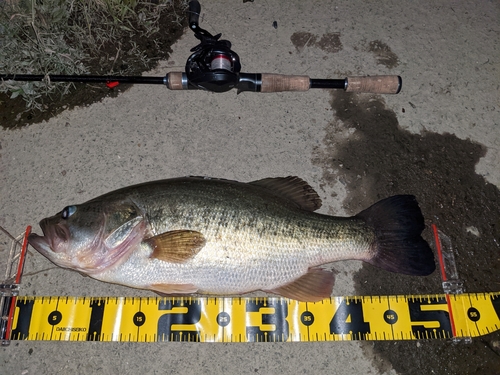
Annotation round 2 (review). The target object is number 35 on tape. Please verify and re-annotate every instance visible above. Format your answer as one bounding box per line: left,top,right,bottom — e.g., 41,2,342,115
7,293,500,342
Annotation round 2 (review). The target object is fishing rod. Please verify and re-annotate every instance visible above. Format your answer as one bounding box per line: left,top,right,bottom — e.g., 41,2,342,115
0,1,402,95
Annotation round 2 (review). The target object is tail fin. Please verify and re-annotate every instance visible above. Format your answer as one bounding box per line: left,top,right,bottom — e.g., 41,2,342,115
356,195,436,276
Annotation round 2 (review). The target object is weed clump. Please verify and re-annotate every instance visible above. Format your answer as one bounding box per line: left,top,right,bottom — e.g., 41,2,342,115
0,0,186,125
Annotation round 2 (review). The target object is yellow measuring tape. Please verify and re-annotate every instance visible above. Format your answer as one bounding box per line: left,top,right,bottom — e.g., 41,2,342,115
7,292,499,342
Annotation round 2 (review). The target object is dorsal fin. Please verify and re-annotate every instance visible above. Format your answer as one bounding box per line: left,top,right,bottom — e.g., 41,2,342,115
250,176,322,211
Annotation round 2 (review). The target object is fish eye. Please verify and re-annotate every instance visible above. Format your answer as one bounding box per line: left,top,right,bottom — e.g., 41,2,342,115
61,205,77,219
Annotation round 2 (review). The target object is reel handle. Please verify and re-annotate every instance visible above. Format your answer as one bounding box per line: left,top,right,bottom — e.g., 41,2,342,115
188,1,201,30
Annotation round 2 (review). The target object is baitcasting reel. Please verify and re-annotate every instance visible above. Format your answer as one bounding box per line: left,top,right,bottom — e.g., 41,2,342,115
185,1,242,92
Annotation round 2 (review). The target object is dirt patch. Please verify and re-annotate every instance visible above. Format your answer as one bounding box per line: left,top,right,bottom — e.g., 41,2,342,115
290,32,317,52
316,33,343,54
314,91,500,374
290,31,342,54
0,1,187,129
367,40,399,69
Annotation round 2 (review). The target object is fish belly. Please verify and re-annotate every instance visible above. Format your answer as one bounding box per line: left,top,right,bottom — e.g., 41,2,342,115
94,214,372,294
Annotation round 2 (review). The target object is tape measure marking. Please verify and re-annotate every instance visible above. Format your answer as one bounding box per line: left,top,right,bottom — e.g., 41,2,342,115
7,292,499,342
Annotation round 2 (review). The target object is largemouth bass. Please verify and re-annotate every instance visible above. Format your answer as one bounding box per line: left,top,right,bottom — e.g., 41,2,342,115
28,176,435,301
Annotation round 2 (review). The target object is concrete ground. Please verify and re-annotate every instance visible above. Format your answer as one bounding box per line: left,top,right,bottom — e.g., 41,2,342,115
1,0,499,374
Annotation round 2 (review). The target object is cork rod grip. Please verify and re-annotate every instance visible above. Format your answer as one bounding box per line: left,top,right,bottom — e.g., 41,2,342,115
166,72,184,90
345,75,402,94
260,74,310,92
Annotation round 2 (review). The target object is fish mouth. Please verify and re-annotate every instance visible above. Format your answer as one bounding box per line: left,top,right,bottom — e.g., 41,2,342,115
28,219,70,256
28,233,52,256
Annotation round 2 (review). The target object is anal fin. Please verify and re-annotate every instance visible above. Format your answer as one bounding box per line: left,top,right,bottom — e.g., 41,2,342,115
266,268,335,302
150,283,198,295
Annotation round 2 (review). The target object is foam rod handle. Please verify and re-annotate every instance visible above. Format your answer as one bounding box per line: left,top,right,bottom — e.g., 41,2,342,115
346,75,402,94
260,74,310,92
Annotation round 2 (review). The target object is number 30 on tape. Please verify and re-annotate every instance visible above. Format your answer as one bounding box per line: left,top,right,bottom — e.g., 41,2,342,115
7,292,500,342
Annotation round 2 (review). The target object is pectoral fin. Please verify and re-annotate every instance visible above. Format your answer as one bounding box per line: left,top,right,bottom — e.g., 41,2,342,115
266,268,335,302
146,230,206,263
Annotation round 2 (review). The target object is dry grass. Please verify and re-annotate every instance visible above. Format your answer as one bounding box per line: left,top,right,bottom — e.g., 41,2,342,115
0,0,186,111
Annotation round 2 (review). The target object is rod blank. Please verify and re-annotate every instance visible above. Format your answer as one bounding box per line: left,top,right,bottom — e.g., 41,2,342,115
0,74,165,85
